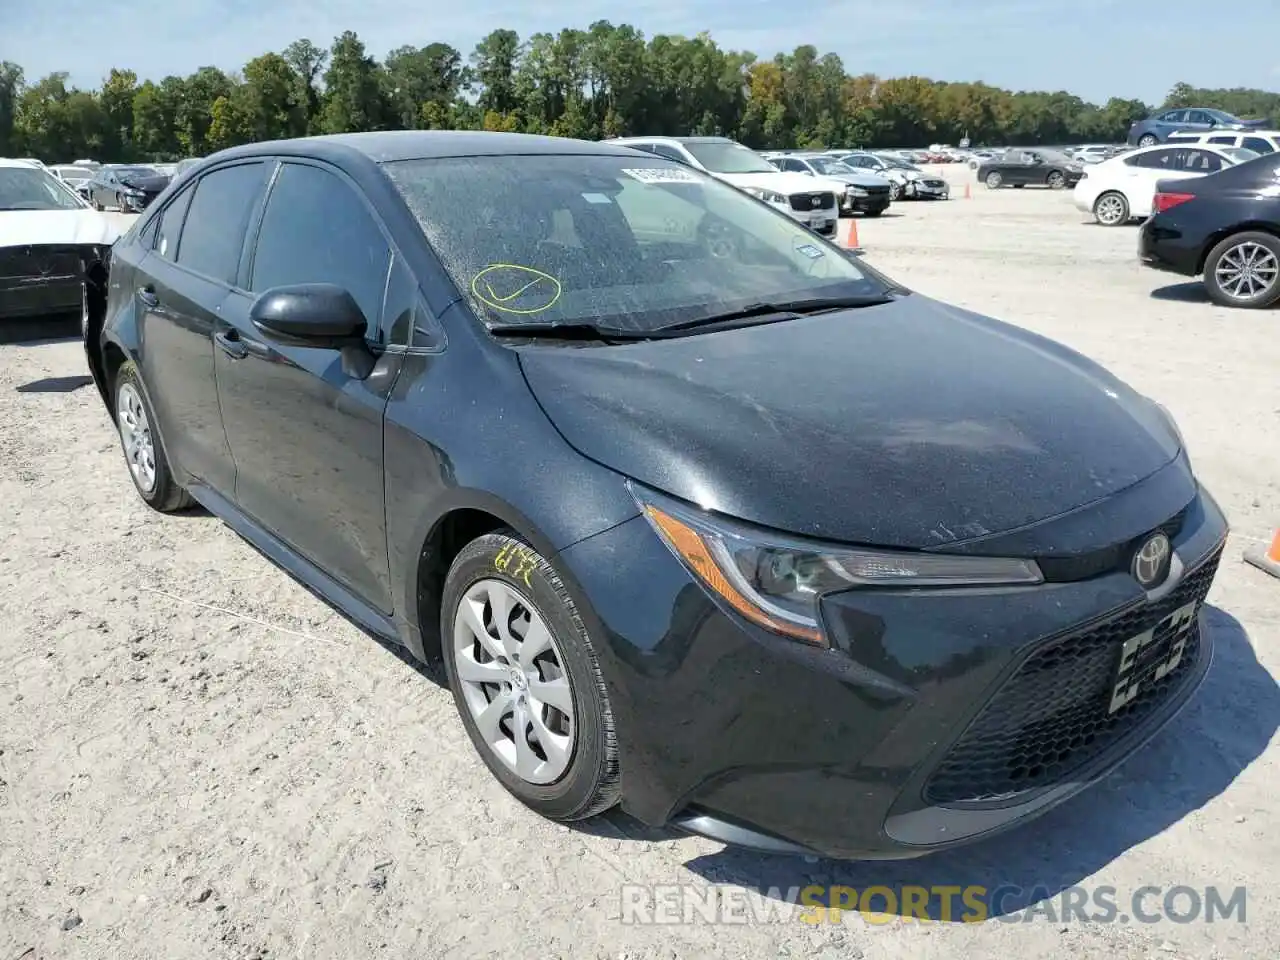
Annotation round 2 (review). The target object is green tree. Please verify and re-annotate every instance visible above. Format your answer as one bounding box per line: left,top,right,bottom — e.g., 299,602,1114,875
0,61,23,155
321,31,388,134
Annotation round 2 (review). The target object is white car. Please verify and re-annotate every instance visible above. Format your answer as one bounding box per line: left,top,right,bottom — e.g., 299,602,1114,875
836,151,951,200
1164,129,1280,155
1,158,120,323
1072,143,1259,226
608,136,844,237
1073,145,1114,164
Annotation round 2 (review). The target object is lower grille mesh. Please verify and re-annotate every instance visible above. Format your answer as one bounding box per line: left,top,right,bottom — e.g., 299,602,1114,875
924,548,1221,805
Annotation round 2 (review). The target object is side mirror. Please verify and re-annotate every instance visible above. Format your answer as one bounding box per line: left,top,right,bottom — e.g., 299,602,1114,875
250,283,367,347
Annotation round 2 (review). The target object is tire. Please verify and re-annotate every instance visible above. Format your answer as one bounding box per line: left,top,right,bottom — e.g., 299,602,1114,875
1138,134,1158,147
865,208,885,217
985,171,1003,189
888,181,902,201
440,530,619,821
93,195,104,211
1093,191,1129,226
1046,171,1066,189
116,192,126,211
1202,231,1280,309
113,361,193,512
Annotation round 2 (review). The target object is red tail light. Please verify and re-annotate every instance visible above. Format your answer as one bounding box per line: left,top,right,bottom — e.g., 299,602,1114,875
1153,191,1195,213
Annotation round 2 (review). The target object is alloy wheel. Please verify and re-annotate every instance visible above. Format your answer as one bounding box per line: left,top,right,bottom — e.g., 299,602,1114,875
1139,135,1158,147
1213,241,1279,302
985,172,1002,189
1047,172,1065,189
116,382,157,494
1094,193,1127,225
453,579,576,785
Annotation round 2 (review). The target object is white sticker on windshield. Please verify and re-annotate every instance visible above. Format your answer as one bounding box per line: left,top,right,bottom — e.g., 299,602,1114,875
795,244,824,259
621,167,701,184
581,192,613,204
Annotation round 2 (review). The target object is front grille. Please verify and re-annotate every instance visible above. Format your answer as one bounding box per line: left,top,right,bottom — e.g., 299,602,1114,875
789,192,834,211
1037,507,1187,582
922,180,946,188
924,546,1221,805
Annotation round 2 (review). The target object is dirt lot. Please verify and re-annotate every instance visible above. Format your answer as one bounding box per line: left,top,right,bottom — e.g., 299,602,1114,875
2,174,1278,960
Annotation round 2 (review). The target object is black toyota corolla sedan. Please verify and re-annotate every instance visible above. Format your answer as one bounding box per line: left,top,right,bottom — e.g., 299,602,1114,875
84,131,1228,860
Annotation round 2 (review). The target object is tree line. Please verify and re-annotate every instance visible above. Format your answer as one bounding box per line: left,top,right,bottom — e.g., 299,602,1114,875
2,23,1278,163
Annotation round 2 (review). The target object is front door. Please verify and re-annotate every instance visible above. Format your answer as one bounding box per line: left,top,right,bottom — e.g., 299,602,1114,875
213,159,401,612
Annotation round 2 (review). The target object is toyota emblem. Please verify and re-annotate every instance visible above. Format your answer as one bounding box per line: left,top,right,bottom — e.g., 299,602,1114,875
1132,532,1172,588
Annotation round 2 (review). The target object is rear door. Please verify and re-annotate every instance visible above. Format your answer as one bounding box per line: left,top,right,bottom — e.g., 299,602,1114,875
213,159,401,612
130,162,269,494
1122,148,1183,215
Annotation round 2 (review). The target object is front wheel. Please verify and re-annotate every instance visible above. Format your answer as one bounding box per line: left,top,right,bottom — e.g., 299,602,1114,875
1093,191,1129,226
985,171,1003,189
1138,134,1158,147
1203,231,1280,308
888,181,902,201
116,192,126,211
441,531,620,821
113,361,193,511
1046,171,1066,189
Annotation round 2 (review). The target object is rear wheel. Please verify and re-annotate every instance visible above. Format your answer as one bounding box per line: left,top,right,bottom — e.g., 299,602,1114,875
1093,191,1129,226
1203,231,1280,308
113,361,193,511
1138,134,1158,147
115,192,126,211
441,531,619,821
985,171,1003,189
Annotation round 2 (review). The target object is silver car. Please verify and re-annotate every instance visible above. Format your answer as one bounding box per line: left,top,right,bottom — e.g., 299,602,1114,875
838,152,951,200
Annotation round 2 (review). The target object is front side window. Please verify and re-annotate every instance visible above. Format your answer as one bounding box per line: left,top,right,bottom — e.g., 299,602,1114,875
249,162,392,330
0,166,85,210
650,144,689,164
1242,137,1274,154
176,162,268,283
153,185,194,261
383,154,885,335
681,141,778,175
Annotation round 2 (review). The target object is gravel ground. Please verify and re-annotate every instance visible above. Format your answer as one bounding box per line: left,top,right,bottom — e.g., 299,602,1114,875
1,173,1277,960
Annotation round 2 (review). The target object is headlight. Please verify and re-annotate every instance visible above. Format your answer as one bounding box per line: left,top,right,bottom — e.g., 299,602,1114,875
123,188,145,197
850,186,868,197
632,485,1044,647
742,186,787,204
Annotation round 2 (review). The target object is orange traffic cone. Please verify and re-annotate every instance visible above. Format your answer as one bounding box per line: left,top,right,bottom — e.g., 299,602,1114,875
1244,529,1280,580
838,218,860,251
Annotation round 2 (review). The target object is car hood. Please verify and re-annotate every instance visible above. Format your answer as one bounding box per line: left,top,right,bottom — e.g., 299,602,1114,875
818,170,892,188
0,209,121,248
118,173,171,192
518,296,1180,548
715,170,846,196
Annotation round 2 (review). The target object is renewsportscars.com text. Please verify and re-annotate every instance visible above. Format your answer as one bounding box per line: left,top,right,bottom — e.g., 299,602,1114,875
618,883,1247,925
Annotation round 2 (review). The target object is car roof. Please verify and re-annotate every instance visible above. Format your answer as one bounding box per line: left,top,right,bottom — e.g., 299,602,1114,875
608,136,736,145
0,158,47,169
214,130,647,165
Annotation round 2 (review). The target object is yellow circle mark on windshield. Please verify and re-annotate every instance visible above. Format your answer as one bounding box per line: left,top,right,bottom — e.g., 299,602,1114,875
471,263,562,315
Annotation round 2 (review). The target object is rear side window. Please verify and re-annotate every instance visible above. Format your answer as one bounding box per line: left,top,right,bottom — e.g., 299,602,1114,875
1183,150,1224,172
1129,149,1177,169
1207,135,1236,145
1243,137,1275,154
152,185,193,261
176,162,268,283
249,162,392,330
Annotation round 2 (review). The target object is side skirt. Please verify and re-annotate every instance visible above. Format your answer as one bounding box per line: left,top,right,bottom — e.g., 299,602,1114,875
185,481,402,647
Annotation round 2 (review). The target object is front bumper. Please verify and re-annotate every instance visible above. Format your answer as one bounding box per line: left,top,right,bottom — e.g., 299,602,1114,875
118,191,160,213
908,179,950,199
784,206,838,235
561,472,1227,860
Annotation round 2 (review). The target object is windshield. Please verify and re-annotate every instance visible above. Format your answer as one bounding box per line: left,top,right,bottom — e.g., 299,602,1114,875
681,141,778,175
880,156,917,170
807,158,855,176
1222,147,1261,164
0,166,85,211
114,166,159,178
384,154,887,334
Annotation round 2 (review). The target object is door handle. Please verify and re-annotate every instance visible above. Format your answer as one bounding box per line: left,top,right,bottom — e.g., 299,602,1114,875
138,285,159,308
214,328,249,360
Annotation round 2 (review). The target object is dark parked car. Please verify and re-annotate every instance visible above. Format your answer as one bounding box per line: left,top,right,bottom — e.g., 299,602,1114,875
85,131,1227,860
87,164,171,212
1140,154,1280,308
1128,107,1269,147
978,149,1084,189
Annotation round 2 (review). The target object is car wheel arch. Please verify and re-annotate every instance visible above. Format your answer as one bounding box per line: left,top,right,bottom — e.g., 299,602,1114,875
406,492,623,663
1197,222,1280,275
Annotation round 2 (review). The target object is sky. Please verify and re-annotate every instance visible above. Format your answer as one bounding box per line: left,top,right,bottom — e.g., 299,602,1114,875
4,0,1279,106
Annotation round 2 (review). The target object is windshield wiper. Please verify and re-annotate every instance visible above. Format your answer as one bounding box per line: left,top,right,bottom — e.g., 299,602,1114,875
655,294,897,333
486,322,658,342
